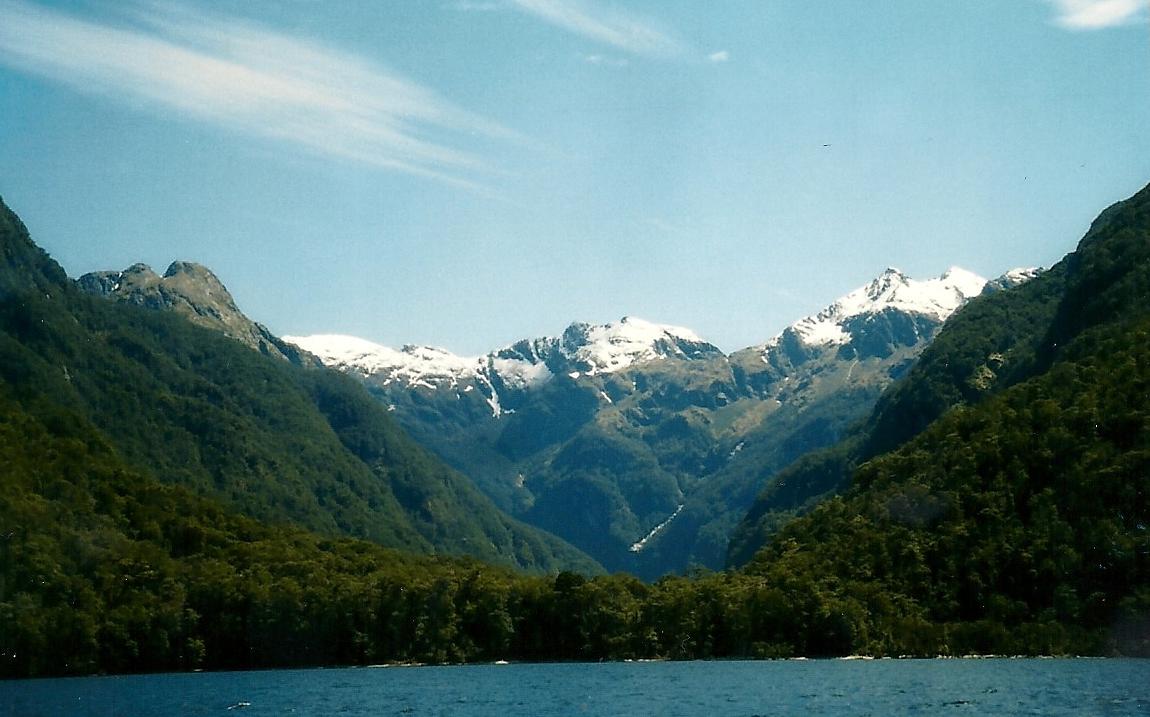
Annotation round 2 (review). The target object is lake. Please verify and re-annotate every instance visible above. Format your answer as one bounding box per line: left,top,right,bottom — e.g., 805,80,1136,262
2,659,1148,716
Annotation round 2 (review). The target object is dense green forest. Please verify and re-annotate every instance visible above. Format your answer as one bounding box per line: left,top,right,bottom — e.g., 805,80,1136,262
3,357,1141,679
2,183,1149,678
729,183,1147,566
0,197,597,576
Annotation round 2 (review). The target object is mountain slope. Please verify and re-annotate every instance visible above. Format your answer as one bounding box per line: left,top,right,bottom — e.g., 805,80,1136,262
727,268,1059,566
78,261,315,365
290,268,1001,577
0,384,601,676
727,181,1150,654
1,196,597,574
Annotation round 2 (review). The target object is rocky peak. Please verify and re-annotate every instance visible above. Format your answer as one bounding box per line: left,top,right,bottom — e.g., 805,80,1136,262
763,266,989,352
78,261,313,365
983,267,1043,293
557,316,723,376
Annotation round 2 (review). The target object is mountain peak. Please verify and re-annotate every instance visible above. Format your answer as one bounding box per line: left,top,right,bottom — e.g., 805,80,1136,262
127,262,157,276
163,260,215,279
284,334,481,386
559,316,719,375
286,315,722,416
78,259,304,363
984,266,1044,293
768,266,989,350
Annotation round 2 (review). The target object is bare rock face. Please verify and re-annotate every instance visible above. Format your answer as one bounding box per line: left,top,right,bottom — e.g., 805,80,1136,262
78,261,318,366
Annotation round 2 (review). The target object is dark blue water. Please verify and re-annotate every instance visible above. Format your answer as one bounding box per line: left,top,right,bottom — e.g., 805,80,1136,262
3,659,1148,716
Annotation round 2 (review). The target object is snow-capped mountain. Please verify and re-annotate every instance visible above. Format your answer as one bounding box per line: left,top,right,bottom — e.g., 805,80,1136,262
76,249,1042,580
285,334,487,388
285,316,723,416
286,264,1036,578
984,266,1043,293
288,268,1005,399
552,317,720,375
759,266,988,352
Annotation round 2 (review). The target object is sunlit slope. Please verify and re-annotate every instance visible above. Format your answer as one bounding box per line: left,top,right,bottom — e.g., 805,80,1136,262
729,182,1150,655
0,196,598,574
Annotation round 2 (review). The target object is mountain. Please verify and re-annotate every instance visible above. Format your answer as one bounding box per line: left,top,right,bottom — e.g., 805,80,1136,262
643,266,1017,576
289,266,1011,577
286,316,722,416
0,199,68,298
727,181,1150,656
78,261,317,366
727,264,1061,565
1,197,597,575
7,185,1144,677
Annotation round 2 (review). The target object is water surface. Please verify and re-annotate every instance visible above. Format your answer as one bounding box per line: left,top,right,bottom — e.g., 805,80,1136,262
3,658,1148,716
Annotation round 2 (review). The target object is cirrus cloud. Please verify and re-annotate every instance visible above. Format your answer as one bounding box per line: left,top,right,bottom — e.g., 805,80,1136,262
506,0,686,58
0,0,521,190
1048,0,1147,29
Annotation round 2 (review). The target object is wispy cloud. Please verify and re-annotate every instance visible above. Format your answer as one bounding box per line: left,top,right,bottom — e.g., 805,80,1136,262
583,53,629,67
0,0,519,189
707,50,731,64
506,0,686,58
1048,0,1147,29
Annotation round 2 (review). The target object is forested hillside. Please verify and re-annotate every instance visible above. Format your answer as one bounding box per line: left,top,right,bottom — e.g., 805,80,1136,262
728,194,1117,564
727,182,1150,654
0,197,597,575
3,184,1148,678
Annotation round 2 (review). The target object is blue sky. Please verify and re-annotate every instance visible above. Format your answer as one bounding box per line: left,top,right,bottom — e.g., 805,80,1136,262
1,0,1148,354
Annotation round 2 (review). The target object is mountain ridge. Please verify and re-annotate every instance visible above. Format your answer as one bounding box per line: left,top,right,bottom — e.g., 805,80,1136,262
79,261,318,366
728,184,1149,568
1,201,600,574
727,180,1150,656
65,211,1038,578
285,264,1034,577
286,264,1021,407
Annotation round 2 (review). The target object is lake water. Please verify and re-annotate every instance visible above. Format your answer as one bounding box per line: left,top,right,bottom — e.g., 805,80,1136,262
3,659,1149,716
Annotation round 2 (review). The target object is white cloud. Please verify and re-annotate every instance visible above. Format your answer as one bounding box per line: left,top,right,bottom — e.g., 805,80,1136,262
0,0,520,189
583,53,629,67
1048,0,1147,29
707,50,730,63
507,0,685,58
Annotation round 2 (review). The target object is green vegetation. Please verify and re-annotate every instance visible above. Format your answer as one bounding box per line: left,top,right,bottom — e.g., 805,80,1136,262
0,196,596,576
3,182,1150,677
729,186,1143,566
728,182,1150,653
740,315,1150,657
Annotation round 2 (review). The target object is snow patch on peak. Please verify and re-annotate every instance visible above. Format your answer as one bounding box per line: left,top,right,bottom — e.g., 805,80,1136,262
489,356,553,390
566,316,716,375
1002,267,1042,283
284,333,555,417
283,334,478,386
617,316,704,344
772,267,988,349
282,333,391,367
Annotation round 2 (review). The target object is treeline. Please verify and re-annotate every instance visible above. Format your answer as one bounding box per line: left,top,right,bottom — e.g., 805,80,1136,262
5,186,1150,678
0,375,1133,679
742,316,1150,661
0,194,598,575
